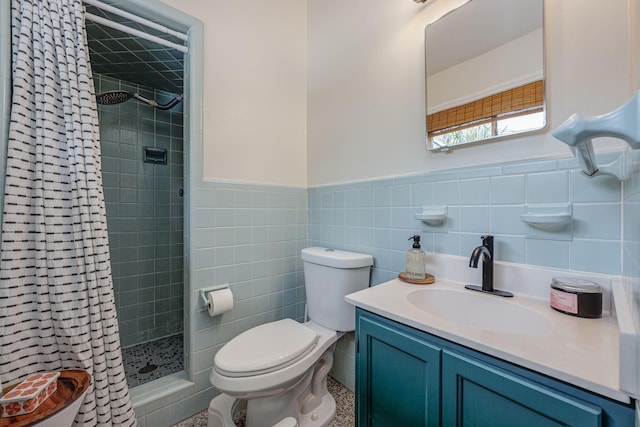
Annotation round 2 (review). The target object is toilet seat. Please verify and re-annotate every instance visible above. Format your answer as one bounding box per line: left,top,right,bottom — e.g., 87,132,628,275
214,319,319,377
210,321,337,397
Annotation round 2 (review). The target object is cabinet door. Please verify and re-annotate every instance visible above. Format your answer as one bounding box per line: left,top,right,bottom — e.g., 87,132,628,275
442,350,602,427
356,312,441,427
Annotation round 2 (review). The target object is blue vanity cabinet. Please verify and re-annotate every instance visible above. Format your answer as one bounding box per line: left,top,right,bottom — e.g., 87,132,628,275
356,308,441,426
355,308,635,427
442,350,601,426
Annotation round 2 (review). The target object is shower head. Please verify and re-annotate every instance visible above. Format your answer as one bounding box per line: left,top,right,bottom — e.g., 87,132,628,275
95,90,183,110
96,90,134,105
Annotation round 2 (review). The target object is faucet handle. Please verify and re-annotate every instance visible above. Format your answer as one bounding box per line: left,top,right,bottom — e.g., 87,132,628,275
481,235,493,246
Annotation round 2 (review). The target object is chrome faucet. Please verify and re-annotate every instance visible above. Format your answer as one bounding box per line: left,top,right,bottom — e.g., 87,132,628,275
465,235,513,297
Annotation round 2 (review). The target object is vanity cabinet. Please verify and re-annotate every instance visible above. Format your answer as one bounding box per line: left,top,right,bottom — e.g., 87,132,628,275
356,308,441,426
355,309,635,427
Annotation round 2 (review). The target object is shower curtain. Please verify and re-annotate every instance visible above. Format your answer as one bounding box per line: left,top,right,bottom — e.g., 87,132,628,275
0,0,136,425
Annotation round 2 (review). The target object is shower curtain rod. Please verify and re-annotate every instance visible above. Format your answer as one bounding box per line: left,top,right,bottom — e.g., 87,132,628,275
85,13,188,54
83,0,187,41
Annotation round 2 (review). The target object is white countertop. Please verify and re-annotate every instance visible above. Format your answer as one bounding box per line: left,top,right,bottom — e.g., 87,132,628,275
346,278,630,403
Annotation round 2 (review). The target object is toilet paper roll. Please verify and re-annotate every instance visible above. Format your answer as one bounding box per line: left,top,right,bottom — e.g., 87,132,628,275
207,287,234,316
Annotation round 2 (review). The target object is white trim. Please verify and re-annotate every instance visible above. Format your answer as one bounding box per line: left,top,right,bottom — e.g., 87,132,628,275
427,71,543,115
200,176,308,190
83,0,188,41
85,12,188,54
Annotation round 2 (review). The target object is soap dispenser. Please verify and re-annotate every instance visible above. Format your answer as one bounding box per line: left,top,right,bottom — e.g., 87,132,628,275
406,235,427,280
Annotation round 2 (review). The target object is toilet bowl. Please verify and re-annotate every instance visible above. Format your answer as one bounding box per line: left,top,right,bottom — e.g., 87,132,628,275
1,370,91,427
209,320,338,427
208,247,373,427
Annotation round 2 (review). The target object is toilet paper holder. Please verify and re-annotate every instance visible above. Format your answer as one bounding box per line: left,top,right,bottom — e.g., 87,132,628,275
199,284,230,310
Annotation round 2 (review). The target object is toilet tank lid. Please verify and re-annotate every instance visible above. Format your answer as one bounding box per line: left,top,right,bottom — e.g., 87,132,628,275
302,247,373,269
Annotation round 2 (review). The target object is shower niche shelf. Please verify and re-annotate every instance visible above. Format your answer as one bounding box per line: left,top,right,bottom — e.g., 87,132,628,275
143,147,167,165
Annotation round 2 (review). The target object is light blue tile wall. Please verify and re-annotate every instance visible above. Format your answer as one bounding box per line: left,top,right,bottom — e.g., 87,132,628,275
309,152,624,285
186,180,308,413
190,181,308,328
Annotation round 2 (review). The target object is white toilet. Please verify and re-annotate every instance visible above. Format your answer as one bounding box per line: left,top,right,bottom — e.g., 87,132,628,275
208,247,373,427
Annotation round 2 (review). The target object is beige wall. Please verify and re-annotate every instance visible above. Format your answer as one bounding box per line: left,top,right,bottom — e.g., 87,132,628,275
631,0,640,93
307,0,631,186
427,29,543,113
161,0,632,188
160,0,308,187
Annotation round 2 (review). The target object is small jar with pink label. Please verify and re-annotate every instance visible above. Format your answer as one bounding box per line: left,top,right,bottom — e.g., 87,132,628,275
550,277,602,318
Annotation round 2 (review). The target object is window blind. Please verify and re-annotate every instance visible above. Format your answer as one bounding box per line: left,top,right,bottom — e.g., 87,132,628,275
428,80,544,137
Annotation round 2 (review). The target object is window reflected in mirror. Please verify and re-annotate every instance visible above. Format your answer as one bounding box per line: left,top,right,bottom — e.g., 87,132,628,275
426,0,545,151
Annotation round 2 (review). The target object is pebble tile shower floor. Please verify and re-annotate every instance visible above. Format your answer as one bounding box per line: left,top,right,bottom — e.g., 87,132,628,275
122,334,183,388
171,376,355,427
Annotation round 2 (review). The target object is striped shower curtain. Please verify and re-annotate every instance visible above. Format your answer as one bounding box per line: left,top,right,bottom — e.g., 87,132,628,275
0,0,136,425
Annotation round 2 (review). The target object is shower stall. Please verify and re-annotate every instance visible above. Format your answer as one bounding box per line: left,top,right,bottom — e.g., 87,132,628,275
85,1,187,388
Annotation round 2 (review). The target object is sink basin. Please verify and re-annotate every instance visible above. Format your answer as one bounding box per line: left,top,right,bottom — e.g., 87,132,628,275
406,288,552,334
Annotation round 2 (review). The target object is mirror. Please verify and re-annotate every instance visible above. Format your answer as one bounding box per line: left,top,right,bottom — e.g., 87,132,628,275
425,0,545,151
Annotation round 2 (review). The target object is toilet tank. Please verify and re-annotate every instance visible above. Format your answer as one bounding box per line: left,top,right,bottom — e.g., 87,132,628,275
301,247,373,332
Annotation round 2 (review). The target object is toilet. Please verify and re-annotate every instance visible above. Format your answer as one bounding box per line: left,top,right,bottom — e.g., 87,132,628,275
208,247,373,427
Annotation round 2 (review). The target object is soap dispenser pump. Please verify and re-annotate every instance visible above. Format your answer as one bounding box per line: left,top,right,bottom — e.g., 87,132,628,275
406,235,427,280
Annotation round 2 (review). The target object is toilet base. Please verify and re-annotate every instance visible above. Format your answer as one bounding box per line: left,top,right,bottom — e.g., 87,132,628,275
208,392,334,427
296,392,335,427
207,393,243,427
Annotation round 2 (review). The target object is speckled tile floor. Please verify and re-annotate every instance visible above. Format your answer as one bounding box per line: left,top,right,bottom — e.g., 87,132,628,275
171,376,354,427
122,334,184,388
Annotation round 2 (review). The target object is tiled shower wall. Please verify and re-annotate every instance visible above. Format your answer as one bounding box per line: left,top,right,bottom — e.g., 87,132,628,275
309,152,624,284
95,74,184,348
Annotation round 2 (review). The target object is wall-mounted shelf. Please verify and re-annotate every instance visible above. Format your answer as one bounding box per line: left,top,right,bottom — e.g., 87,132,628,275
520,204,573,232
415,206,447,225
